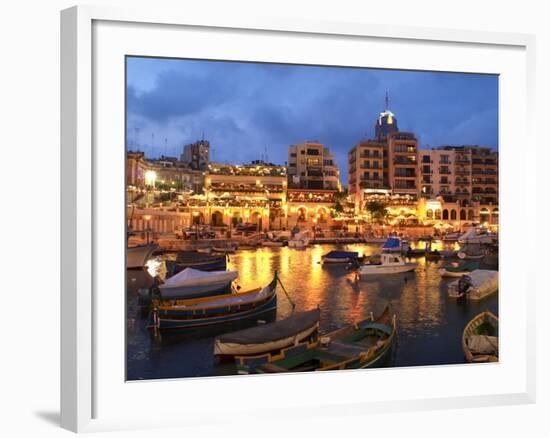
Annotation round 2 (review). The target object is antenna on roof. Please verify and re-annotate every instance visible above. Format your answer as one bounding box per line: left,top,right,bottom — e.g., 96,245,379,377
385,91,389,110
164,137,168,157
151,133,155,157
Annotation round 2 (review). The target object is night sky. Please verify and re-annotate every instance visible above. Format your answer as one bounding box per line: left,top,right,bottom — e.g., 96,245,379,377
126,57,498,186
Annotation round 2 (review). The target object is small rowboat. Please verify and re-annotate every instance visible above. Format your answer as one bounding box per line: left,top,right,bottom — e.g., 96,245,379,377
214,308,320,361
321,251,359,264
149,273,278,330
158,268,238,300
127,244,157,269
438,261,480,277
237,304,396,374
462,311,498,363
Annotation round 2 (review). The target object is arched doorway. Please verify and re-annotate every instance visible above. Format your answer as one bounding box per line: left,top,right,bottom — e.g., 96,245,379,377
468,210,474,221
491,208,499,224
460,209,466,220
442,209,449,220
434,209,442,220
211,211,224,226
450,209,457,220
426,209,433,219
317,207,328,223
480,208,490,223
297,207,307,223
251,211,263,231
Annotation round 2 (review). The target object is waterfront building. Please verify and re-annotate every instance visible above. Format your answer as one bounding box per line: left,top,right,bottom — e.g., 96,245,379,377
202,161,287,230
286,188,337,228
288,141,341,191
418,145,498,205
181,139,210,170
387,131,419,196
348,140,386,213
147,156,204,193
126,151,148,188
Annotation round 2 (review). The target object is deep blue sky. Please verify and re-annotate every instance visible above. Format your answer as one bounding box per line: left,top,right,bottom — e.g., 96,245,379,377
126,57,498,186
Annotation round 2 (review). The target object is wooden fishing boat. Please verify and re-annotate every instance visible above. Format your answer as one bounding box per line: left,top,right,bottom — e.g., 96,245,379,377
214,308,320,360
462,311,498,363
149,273,278,330
236,304,396,374
438,261,480,277
127,243,157,269
358,254,416,276
158,268,238,300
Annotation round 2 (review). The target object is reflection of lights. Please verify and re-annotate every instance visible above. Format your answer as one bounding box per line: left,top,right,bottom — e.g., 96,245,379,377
143,214,151,221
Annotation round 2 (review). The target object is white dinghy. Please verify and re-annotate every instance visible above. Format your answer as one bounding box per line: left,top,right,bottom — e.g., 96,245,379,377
358,253,417,276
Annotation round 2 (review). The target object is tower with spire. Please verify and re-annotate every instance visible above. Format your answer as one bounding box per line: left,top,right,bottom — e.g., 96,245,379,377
375,91,398,141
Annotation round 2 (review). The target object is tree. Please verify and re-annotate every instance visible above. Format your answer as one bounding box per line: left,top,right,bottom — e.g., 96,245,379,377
365,201,388,224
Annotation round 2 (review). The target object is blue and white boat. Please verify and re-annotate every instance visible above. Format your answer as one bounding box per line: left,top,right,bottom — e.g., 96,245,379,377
382,237,406,253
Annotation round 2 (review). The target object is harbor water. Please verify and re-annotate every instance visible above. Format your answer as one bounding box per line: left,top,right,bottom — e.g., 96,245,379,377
126,243,498,380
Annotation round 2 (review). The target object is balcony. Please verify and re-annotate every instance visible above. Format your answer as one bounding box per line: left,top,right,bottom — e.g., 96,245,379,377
394,159,417,166
422,169,433,174
439,169,451,175
456,158,470,164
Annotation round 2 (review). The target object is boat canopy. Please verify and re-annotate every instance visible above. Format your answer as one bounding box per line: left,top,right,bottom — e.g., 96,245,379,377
217,309,320,345
163,267,235,286
324,251,359,259
382,237,401,249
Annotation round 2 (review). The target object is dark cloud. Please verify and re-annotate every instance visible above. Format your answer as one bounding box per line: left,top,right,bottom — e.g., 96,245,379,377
126,58,498,185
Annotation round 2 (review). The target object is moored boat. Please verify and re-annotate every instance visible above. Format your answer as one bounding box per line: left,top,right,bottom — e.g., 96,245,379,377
167,252,227,274
237,304,396,374
158,268,238,300
382,237,406,253
358,254,416,276
448,270,498,300
214,308,320,360
149,273,278,330
288,230,310,249
458,227,496,245
462,311,499,363
321,250,359,264
438,261,480,277
127,243,158,269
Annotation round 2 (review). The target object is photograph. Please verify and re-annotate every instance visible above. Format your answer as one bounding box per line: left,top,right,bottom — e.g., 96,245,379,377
125,57,499,380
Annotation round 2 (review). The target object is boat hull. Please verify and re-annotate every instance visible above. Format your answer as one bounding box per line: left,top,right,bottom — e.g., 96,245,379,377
462,311,499,363
215,322,318,358
359,264,416,276
154,293,277,329
158,281,233,300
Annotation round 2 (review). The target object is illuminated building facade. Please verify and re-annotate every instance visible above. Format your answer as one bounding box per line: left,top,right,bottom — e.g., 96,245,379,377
288,141,340,191
181,139,210,170
202,161,287,230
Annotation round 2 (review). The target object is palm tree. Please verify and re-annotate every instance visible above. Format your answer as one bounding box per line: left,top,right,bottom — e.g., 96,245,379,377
365,201,388,224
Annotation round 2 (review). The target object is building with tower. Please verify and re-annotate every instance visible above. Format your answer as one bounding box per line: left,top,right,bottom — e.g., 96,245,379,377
181,139,210,170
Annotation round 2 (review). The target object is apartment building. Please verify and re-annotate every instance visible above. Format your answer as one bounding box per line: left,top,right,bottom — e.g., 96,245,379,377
387,132,419,196
287,141,340,191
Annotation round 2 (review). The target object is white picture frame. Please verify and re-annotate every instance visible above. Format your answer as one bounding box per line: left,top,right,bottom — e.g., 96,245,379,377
60,4,536,433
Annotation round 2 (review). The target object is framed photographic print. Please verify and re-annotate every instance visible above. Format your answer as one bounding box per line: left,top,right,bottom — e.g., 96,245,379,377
61,5,536,433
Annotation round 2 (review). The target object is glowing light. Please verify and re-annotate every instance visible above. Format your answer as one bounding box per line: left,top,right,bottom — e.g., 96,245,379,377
144,170,157,187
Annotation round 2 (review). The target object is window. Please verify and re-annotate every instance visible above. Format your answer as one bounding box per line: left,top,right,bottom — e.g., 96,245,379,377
306,148,320,155
422,155,431,163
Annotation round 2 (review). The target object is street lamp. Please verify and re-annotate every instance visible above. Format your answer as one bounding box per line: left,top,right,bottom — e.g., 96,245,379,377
193,211,200,240
143,214,152,244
